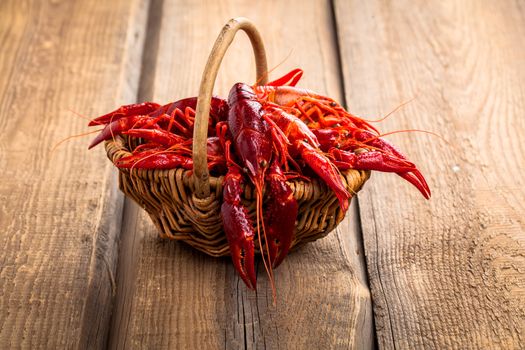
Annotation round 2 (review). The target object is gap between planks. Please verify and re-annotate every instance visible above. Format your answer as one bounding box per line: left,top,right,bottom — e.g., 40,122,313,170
0,0,150,348
107,0,162,348
82,0,152,348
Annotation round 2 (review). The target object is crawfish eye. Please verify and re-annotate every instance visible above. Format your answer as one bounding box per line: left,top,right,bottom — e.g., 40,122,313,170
260,160,268,168
243,167,249,173
330,101,337,107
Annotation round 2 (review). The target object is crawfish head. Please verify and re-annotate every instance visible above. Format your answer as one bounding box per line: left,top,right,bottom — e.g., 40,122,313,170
228,83,272,186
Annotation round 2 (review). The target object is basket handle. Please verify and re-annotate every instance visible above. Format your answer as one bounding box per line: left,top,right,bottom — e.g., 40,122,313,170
192,17,268,198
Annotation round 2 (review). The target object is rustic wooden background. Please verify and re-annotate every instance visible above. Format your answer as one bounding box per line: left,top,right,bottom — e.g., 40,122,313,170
1,0,524,349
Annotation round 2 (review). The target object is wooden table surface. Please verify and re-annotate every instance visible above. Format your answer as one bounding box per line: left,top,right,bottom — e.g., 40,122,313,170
1,0,524,349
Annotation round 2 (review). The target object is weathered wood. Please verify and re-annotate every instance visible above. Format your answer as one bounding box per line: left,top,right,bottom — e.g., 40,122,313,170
0,0,148,348
334,0,525,348
108,0,373,349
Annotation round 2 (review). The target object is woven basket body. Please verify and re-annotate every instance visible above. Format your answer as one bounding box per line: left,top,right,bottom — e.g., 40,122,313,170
104,18,370,257
106,137,369,257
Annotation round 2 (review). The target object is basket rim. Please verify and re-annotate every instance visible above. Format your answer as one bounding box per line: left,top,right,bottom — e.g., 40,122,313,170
104,135,370,195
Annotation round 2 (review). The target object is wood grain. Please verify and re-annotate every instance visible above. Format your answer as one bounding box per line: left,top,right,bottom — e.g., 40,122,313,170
0,0,148,348
334,0,525,348
107,0,373,349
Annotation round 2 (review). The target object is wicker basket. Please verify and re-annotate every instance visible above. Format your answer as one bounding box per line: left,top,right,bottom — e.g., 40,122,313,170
105,17,370,257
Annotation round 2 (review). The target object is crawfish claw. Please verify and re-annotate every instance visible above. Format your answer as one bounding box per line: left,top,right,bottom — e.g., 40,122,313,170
266,68,304,87
264,162,298,268
222,202,257,289
398,171,431,199
221,164,257,289
330,149,417,173
266,220,295,269
88,102,161,126
330,148,431,199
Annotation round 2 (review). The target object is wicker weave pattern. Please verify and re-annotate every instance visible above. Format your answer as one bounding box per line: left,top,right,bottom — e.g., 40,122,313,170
106,137,370,257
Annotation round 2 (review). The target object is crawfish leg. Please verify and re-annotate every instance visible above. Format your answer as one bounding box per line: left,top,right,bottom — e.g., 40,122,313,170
124,128,186,148
163,107,195,137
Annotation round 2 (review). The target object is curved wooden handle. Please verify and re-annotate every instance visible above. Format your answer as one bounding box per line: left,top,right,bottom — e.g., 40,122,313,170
192,17,268,198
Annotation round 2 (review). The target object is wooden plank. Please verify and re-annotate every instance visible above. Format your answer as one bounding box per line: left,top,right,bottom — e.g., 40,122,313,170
334,0,525,348
0,0,149,348
108,0,374,348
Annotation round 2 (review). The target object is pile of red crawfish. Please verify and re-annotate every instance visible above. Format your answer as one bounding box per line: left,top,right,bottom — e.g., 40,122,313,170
88,69,430,290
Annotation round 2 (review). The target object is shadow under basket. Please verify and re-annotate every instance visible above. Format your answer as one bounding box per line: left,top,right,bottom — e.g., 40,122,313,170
102,17,370,258
105,136,370,257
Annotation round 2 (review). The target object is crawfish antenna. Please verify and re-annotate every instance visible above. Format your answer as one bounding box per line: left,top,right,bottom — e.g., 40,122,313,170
68,108,97,123
365,96,418,123
254,49,295,87
50,129,103,155
254,176,277,303
362,129,450,147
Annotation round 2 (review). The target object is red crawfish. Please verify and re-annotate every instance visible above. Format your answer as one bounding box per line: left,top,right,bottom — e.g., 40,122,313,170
253,70,431,199
221,83,299,291
88,96,229,149
115,136,226,173
255,69,378,133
